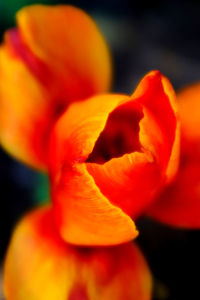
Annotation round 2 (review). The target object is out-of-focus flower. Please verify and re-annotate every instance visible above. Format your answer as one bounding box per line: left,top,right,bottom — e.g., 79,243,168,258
48,70,180,246
4,206,152,300
148,82,200,227
0,4,111,170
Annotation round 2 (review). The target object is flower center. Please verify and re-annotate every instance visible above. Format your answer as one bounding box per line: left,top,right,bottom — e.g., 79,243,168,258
86,101,143,164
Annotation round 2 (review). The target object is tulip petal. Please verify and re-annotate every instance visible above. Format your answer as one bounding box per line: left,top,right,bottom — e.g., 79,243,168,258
17,4,112,101
0,4,111,169
86,71,179,218
147,159,200,228
0,45,51,169
86,152,162,217
49,71,179,245
147,83,200,227
134,71,179,182
178,83,200,142
4,206,152,300
54,163,138,246
49,94,138,245
177,82,200,160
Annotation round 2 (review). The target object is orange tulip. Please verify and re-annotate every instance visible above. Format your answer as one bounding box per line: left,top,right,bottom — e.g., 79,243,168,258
48,70,180,246
0,4,111,170
148,82,200,227
4,206,152,300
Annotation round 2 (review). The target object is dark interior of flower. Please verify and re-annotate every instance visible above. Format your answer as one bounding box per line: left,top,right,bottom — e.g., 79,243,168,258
86,102,143,164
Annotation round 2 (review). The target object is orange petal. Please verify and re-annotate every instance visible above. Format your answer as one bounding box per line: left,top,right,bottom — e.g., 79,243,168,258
134,70,179,183
86,71,179,217
17,4,112,101
0,4,111,169
4,206,152,300
0,45,51,169
49,94,138,245
177,82,200,159
49,71,179,245
178,82,200,141
147,159,200,228
86,152,162,218
147,83,200,227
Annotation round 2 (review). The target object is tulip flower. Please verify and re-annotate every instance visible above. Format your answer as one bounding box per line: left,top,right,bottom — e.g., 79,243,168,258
48,70,180,246
0,4,111,170
4,206,152,300
147,82,200,227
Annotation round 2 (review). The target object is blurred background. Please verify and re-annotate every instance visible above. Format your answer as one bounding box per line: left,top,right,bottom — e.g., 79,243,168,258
0,0,200,299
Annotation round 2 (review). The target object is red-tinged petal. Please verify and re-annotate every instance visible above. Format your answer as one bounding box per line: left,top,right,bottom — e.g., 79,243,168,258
16,4,112,101
49,71,179,245
4,206,152,300
0,46,52,169
178,82,200,140
86,152,161,217
147,159,200,228
134,71,179,183
86,71,179,218
146,83,200,227
177,82,200,159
